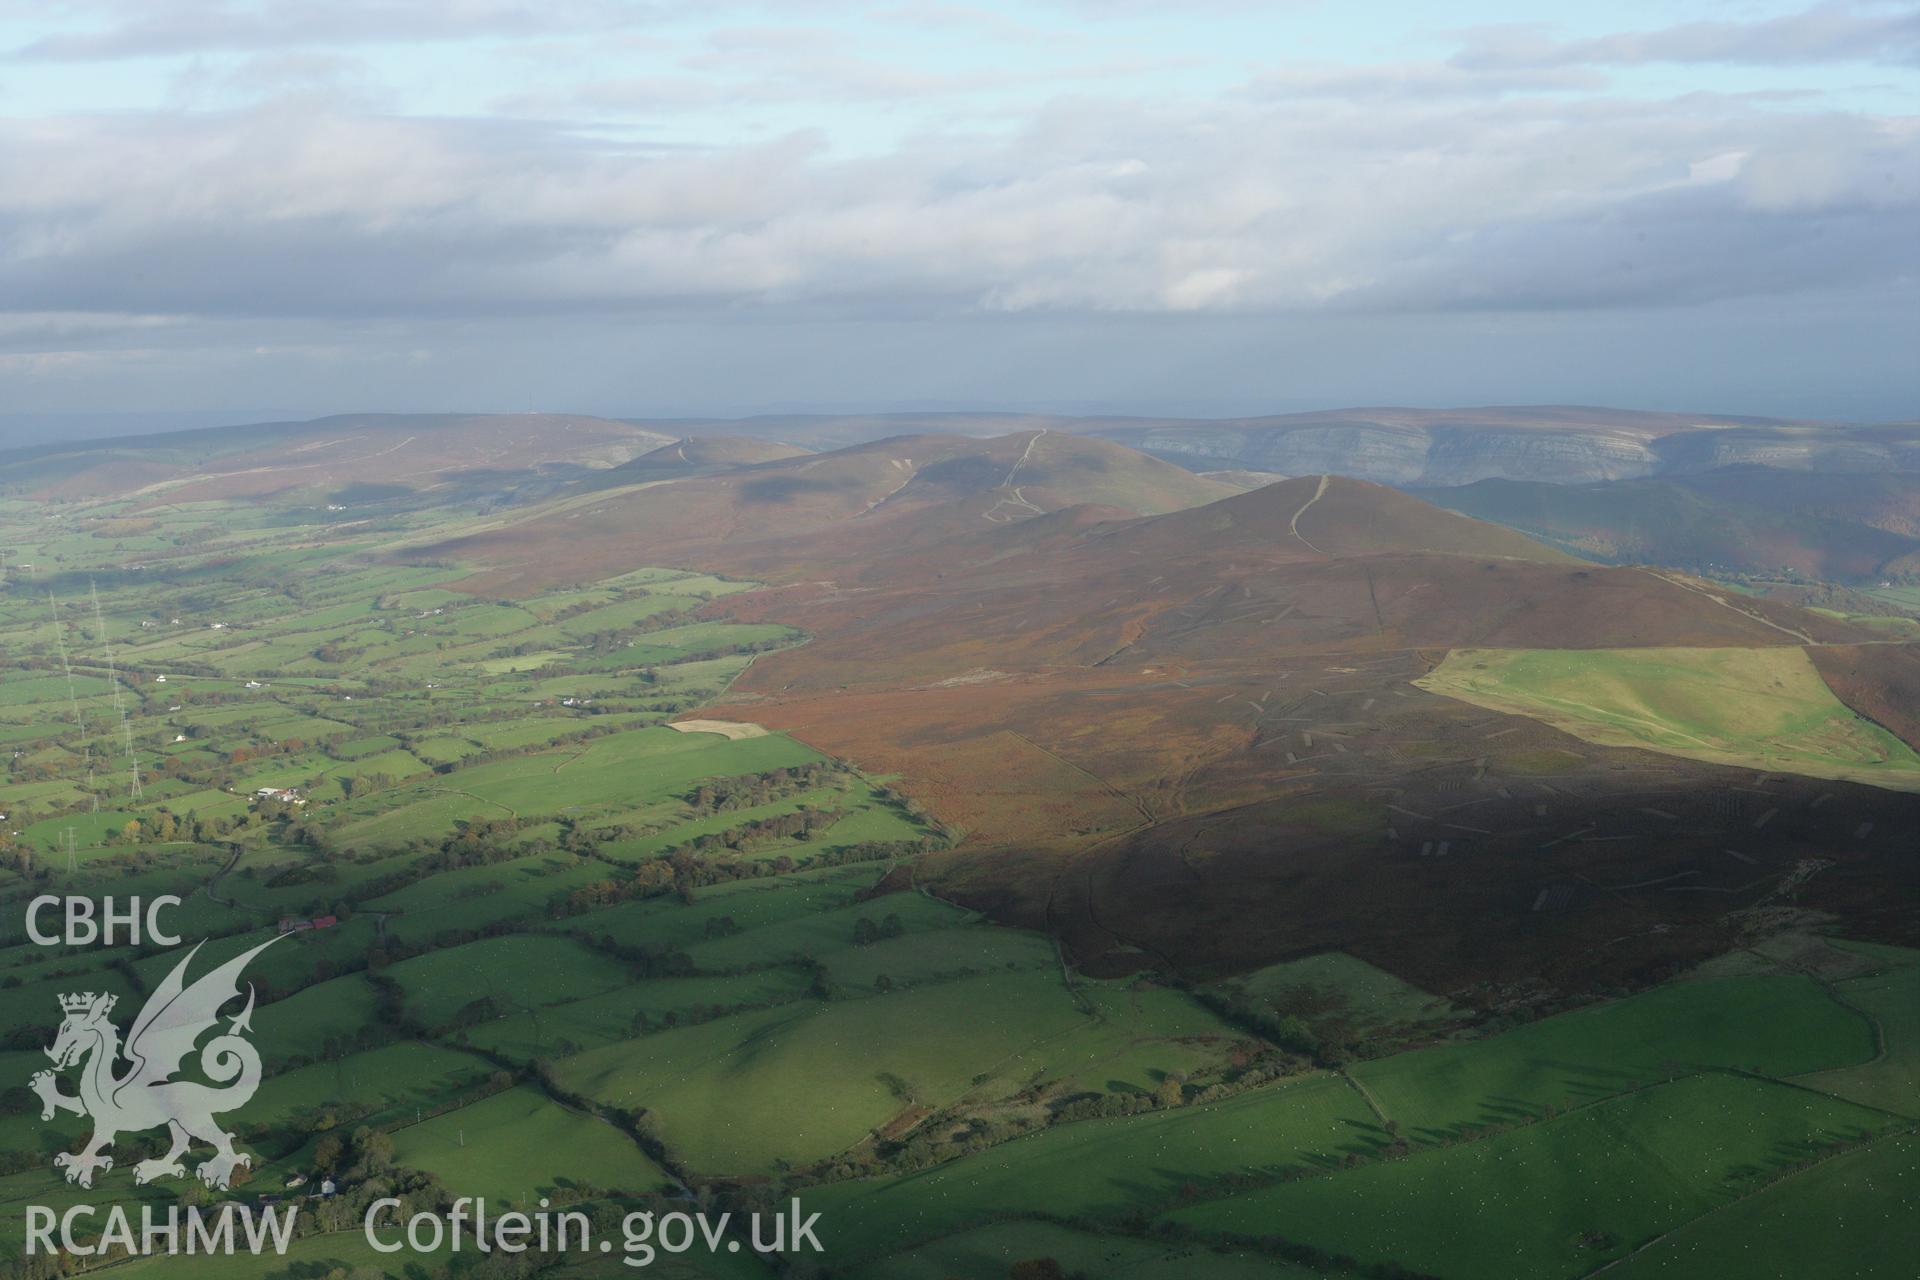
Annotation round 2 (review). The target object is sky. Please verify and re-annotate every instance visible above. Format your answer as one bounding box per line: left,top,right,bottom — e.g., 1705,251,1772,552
0,0,1915,430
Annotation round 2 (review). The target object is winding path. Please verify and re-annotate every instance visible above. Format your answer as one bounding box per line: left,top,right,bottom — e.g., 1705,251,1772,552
1290,474,1330,555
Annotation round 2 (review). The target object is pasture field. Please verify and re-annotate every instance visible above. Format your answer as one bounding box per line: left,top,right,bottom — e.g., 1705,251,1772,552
327,726,825,849
384,934,635,1027
248,972,384,1062
1795,963,1920,1117
589,789,841,862
672,891,981,970
391,1085,674,1201
850,1221,1329,1280
803,923,1057,990
544,863,879,948
243,1041,496,1131
1418,646,1920,788
1350,973,1876,1137
556,967,1246,1175
124,917,389,992
801,955,1914,1275
558,989,999,1170
117,1228,456,1280
1866,584,1920,611
1220,950,1462,1044
807,1073,1377,1262
362,851,615,944
18,810,144,854
1613,1133,1920,1279
464,969,817,1060
1162,1074,1902,1280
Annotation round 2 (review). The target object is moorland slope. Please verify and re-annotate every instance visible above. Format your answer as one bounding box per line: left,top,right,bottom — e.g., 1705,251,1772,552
519,466,1918,991
428,430,1239,593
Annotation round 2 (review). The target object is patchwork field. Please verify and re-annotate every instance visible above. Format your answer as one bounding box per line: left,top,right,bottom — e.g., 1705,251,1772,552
1163,1075,1902,1280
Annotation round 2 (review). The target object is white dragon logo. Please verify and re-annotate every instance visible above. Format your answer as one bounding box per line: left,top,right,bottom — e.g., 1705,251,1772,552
29,936,278,1190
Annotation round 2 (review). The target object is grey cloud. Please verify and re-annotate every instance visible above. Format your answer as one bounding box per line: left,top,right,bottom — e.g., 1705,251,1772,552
7,0,675,60
496,24,1187,115
0,81,1914,325
1453,4,1920,71
166,51,394,110
1244,61,1610,100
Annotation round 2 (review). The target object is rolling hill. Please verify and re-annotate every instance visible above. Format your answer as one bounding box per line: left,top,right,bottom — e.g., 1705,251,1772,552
626,411,1169,451
1413,469,1920,584
1086,406,1920,486
630,468,1920,991
0,412,676,503
617,405,1920,487
706,475,1868,694
13,402,1915,512
427,430,1240,594
596,435,812,483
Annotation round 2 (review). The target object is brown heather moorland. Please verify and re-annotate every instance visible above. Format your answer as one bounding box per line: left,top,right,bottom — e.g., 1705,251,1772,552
10,418,1917,1007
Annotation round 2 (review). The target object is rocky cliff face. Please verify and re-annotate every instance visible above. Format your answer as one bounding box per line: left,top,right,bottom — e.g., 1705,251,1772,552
1094,412,1920,486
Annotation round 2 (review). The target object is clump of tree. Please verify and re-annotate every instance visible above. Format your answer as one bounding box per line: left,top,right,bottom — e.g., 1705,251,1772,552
686,763,839,813
663,806,844,858
851,913,906,946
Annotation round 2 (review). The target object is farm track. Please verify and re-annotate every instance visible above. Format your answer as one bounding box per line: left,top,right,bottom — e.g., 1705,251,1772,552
1642,570,1920,653
422,785,519,819
201,845,248,910
1289,473,1330,555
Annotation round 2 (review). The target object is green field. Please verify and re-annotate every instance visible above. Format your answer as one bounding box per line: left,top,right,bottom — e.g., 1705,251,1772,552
850,1221,1328,1280
391,1086,674,1201
1796,964,1920,1117
1165,1074,1900,1280
1614,1134,1920,1279
115,1227,455,1280
244,1041,495,1132
557,968,1244,1174
1418,646,1920,789
1221,950,1461,1045
1350,973,1876,1138
385,934,634,1027
808,1073,1376,1262
1866,584,1920,612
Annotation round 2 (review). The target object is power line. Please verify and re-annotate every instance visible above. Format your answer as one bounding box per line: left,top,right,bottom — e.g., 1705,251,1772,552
47,593,99,810
89,580,142,801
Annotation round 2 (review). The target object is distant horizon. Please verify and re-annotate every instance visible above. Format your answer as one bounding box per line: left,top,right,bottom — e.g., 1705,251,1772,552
5,394,1917,453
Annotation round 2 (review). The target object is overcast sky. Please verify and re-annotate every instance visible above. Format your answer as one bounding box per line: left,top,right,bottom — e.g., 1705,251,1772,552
0,0,1915,427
